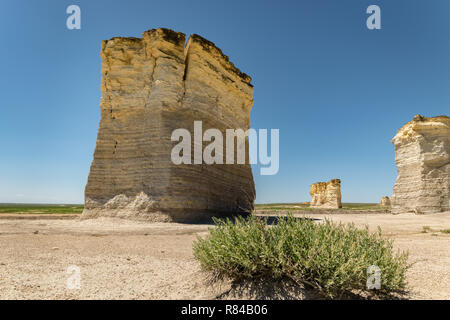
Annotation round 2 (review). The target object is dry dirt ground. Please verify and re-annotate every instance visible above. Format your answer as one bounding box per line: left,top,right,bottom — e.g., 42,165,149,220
0,212,449,300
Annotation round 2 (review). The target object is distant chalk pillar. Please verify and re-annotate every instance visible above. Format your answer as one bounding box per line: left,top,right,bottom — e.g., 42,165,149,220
309,179,342,209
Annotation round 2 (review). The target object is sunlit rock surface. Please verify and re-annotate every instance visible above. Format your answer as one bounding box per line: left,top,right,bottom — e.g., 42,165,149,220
380,196,391,207
309,179,342,209
83,28,255,222
391,115,450,214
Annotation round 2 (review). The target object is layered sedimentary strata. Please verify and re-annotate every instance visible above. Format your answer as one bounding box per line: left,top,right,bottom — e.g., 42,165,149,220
82,28,255,222
380,196,391,207
391,115,450,214
309,179,342,209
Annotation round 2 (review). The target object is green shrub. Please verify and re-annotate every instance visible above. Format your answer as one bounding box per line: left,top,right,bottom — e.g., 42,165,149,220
422,226,432,233
193,215,409,298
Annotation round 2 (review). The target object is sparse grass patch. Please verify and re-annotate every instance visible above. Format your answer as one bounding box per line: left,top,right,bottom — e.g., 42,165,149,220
441,229,450,234
193,215,409,299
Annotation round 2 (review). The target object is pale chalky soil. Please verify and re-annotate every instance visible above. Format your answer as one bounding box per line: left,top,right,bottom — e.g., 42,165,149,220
0,213,449,299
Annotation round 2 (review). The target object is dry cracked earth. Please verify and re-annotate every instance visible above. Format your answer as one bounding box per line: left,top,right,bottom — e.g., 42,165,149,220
0,212,450,300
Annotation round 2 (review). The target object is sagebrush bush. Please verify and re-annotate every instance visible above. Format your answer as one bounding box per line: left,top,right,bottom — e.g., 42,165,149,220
193,215,409,298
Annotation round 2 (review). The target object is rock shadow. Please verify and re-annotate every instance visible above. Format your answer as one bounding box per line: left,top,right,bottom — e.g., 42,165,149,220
213,278,408,300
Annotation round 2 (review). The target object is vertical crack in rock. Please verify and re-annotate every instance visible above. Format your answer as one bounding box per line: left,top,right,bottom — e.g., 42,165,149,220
83,28,255,222
309,179,342,209
391,115,450,214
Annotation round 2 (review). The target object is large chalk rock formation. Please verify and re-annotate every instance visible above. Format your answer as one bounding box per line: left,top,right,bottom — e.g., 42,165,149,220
391,115,450,214
309,179,342,209
82,28,255,222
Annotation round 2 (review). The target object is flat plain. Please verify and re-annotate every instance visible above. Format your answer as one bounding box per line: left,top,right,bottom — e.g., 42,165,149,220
0,204,449,299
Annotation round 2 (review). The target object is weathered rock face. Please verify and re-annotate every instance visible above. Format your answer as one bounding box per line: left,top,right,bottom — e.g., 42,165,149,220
82,28,255,222
309,179,342,209
391,115,450,214
380,196,391,207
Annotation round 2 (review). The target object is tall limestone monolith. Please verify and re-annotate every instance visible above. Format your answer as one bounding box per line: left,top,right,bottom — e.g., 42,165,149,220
391,115,450,214
82,28,255,222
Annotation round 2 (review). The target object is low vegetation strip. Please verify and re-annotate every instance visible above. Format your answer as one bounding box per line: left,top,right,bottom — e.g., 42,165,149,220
0,204,83,214
254,203,386,212
193,215,409,298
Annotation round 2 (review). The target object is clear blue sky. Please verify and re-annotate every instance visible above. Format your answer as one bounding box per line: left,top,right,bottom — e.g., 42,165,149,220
1,0,449,204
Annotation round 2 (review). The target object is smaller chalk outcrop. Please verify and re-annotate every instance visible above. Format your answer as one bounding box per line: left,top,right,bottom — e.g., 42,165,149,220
309,179,342,209
380,196,391,207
